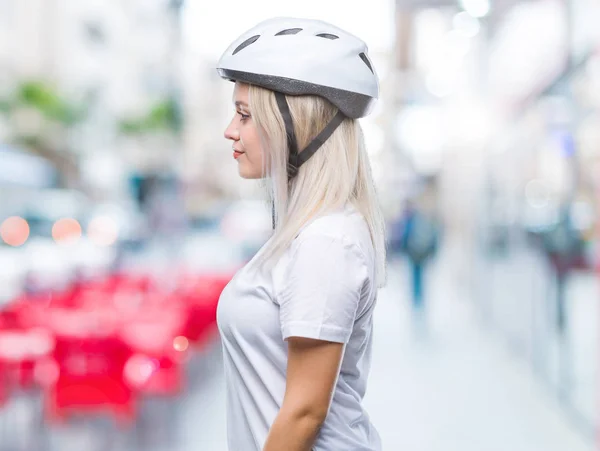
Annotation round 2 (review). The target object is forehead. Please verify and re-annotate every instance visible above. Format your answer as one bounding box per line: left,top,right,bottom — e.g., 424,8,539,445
233,82,249,104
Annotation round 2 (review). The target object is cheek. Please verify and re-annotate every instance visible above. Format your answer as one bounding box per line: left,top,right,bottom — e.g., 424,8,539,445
241,128,263,159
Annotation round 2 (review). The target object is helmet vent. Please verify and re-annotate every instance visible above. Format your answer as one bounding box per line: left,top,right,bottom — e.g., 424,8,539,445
275,28,303,36
316,33,339,40
359,52,374,74
232,35,260,55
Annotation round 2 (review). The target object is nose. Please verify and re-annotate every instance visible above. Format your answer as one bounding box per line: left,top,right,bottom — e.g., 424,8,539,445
224,117,239,141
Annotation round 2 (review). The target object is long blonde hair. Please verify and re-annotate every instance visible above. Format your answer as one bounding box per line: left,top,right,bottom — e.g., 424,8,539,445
247,83,387,288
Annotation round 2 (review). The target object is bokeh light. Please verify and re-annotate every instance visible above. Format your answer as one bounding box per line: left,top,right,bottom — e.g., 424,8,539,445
173,336,189,352
52,218,82,244
0,216,30,247
87,215,119,246
124,354,158,386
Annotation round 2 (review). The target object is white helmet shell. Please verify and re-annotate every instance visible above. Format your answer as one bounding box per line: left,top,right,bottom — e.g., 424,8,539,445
217,17,379,118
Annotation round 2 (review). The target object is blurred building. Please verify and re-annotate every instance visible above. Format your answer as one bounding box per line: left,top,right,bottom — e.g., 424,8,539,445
0,0,184,198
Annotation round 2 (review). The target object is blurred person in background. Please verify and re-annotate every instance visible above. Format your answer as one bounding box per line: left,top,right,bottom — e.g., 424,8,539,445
401,180,441,337
215,17,386,451
540,202,587,334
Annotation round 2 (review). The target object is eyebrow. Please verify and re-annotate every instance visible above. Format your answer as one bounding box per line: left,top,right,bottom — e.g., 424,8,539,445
235,101,249,108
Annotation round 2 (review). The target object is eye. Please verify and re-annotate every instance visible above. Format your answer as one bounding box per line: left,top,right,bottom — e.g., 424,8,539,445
238,111,250,121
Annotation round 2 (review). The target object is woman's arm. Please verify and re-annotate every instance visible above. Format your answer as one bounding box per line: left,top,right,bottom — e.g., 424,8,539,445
263,336,344,451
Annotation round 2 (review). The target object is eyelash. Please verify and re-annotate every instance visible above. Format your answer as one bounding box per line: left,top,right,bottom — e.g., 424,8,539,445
237,112,250,121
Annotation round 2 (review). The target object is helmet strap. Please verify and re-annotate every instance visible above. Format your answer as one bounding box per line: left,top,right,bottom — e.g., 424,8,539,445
274,91,346,181
295,110,346,169
274,92,300,179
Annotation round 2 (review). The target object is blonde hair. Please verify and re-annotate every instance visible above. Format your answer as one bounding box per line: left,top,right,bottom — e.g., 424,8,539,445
247,83,387,288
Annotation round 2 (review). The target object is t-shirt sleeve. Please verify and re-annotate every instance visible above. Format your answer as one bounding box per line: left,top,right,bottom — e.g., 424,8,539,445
277,233,368,344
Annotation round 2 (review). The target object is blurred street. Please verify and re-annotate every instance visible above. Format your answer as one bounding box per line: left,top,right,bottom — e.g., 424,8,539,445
366,247,595,451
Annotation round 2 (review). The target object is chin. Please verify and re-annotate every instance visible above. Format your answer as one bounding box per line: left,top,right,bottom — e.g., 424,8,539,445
238,168,264,179
239,172,261,180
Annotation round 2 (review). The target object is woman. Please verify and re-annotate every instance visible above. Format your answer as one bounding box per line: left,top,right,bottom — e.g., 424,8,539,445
216,17,387,451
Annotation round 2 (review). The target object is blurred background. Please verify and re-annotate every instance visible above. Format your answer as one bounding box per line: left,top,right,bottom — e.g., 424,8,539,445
0,0,599,450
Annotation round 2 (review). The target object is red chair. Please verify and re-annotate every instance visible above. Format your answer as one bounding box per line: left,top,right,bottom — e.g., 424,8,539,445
43,308,136,427
46,336,135,426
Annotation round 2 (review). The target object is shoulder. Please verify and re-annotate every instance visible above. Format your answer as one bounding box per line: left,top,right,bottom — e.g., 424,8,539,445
271,204,373,285
294,204,372,261
274,206,372,285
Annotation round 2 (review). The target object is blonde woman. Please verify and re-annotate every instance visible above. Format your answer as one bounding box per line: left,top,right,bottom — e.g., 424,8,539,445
216,17,386,451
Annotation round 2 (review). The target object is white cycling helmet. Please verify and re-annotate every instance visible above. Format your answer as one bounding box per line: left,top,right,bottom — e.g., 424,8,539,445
217,17,379,179
217,17,379,119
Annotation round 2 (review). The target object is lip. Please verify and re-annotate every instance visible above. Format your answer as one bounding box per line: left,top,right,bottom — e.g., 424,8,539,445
233,150,244,160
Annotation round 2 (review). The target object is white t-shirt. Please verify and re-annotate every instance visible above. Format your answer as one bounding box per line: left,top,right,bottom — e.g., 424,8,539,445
217,203,382,451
